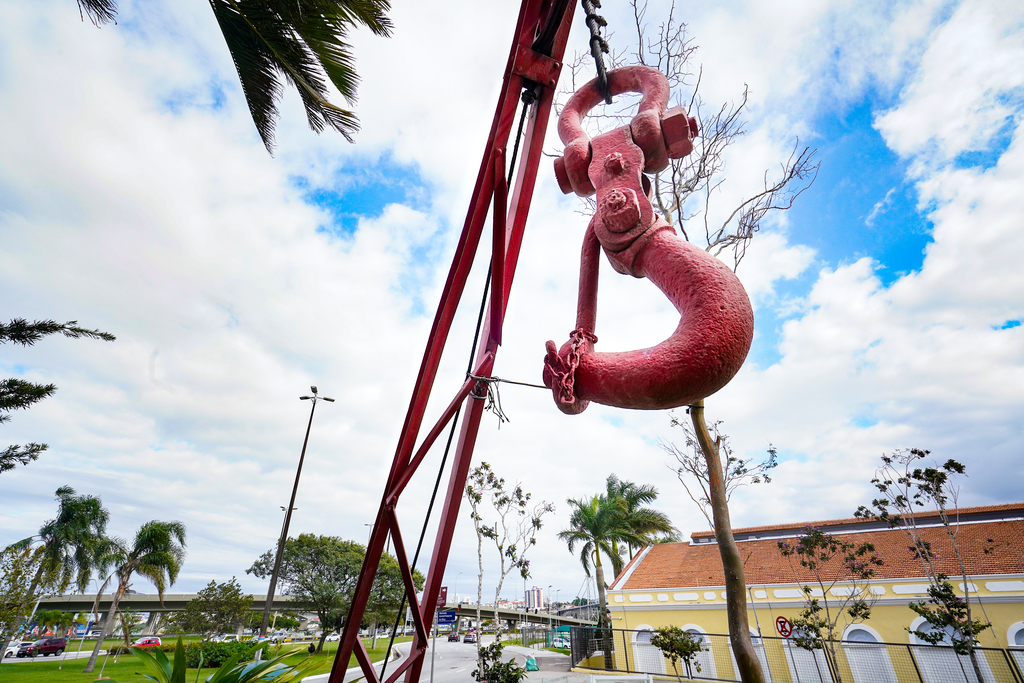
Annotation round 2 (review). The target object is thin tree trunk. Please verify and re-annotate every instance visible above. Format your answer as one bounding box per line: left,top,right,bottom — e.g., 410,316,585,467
83,582,124,673
594,559,613,670
691,401,765,683
475,524,484,678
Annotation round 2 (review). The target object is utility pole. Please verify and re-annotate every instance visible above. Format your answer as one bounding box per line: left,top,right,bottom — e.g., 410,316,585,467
259,386,334,636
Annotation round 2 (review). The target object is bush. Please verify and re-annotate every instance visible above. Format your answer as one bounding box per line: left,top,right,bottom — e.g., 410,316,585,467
110,642,191,656
182,640,269,668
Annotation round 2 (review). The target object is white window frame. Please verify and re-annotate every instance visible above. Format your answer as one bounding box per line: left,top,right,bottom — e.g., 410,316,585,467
841,624,897,683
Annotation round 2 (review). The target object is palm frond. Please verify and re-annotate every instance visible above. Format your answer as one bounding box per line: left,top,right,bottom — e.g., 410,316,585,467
208,0,391,153
76,0,118,26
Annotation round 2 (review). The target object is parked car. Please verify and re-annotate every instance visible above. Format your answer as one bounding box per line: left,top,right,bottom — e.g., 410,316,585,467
132,637,162,648
18,637,67,657
463,632,477,644
551,636,570,649
324,633,340,642
5,642,31,659
447,632,460,642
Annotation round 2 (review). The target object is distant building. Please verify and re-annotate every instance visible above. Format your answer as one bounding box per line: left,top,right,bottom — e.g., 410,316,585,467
525,586,544,610
602,503,1024,680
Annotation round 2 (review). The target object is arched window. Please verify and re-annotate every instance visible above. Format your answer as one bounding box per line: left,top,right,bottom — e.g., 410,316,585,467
680,625,716,680
1006,623,1024,673
782,628,831,683
630,627,665,675
910,617,993,683
727,631,773,683
842,625,896,683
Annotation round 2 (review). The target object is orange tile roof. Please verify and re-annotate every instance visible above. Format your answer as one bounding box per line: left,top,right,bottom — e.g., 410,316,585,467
689,502,1024,540
618,510,1024,590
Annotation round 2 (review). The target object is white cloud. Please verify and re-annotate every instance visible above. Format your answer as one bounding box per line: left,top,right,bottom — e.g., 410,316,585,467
876,0,1024,168
1,0,1022,608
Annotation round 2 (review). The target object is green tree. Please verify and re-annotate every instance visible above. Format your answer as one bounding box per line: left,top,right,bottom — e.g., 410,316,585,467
1,319,114,474
466,461,553,672
34,609,66,635
777,527,883,683
558,494,643,668
604,475,675,559
0,546,63,648
856,449,991,681
83,520,187,673
167,577,253,640
0,486,109,664
73,0,393,154
247,534,421,654
650,626,706,683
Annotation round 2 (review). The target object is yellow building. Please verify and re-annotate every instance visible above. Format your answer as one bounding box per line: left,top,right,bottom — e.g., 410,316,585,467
591,503,1024,682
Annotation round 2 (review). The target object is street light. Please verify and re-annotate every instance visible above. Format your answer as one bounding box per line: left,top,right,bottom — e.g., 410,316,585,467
259,386,334,636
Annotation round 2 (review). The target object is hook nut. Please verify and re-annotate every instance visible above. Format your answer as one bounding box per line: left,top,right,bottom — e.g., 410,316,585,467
661,107,698,159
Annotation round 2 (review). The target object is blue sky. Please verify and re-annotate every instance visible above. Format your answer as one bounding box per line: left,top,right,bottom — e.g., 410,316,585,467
1,0,1023,605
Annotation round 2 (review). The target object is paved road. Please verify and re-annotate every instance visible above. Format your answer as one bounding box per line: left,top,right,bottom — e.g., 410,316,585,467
3,648,105,664
306,636,572,683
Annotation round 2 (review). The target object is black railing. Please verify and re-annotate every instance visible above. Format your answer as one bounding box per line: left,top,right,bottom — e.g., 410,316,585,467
568,626,1024,683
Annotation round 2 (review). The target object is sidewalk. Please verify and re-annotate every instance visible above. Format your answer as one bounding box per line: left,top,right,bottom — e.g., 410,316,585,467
303,642,408,683
499,644,589,683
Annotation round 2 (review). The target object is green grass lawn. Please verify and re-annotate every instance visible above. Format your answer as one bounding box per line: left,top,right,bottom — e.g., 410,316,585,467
0,638,412,683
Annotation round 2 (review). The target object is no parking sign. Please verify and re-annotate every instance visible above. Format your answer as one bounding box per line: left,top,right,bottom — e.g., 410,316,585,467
775,616,793,638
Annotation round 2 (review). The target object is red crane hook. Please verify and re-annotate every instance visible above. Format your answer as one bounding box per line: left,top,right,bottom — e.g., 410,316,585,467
543,66,754,413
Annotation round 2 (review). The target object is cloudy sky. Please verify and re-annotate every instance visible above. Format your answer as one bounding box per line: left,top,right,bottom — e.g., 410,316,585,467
2,0,1022,607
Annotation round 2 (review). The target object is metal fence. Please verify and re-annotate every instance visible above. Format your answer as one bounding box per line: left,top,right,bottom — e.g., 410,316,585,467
568,627,1024,683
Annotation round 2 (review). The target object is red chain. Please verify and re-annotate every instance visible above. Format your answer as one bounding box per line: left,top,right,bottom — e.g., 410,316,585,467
554,328,598,405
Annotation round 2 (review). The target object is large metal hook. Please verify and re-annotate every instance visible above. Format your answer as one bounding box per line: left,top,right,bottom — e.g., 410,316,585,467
543,66,754,413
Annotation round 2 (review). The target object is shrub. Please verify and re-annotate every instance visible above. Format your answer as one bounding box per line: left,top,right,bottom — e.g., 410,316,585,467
131,637,316,683
184,640,269,668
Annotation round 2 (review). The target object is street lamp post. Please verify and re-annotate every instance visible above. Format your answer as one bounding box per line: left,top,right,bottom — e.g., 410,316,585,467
259,386,334,637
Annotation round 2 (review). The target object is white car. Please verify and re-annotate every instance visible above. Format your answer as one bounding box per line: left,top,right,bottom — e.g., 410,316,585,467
5,641,32,658
324,633,340,642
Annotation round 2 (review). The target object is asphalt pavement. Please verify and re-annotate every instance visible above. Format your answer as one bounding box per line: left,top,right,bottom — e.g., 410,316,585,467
303,636,578,683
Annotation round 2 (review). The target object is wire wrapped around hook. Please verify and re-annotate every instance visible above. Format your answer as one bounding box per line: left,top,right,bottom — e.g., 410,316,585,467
581,0,612,104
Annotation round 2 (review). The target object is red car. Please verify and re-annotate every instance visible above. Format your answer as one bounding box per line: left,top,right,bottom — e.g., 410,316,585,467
132,637,162,648
17,637,66,657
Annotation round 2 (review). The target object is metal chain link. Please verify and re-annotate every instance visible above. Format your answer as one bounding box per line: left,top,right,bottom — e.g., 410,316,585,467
554,328,598,405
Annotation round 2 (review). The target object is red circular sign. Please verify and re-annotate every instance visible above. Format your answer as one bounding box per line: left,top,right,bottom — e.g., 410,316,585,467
776,616,793,638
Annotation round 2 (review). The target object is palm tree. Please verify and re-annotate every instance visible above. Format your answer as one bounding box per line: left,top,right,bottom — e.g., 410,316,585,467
0,487,108,664
559,495,642,669
604,475,676,559
75,0,393,154
82,521,186,673
34,609,64,634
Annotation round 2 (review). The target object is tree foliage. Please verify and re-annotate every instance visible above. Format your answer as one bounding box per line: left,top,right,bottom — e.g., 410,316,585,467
663,415,777,528
71,0,393,154
471,640,528,683
168,577,254,640
0,546,63,646
651,626,705,682
855,449,991,676
604,475,675,559
247,534,420,653
777,527,882,682
0,486,109,664
466,461,552,672
84,520,188,673
1,320,114,474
